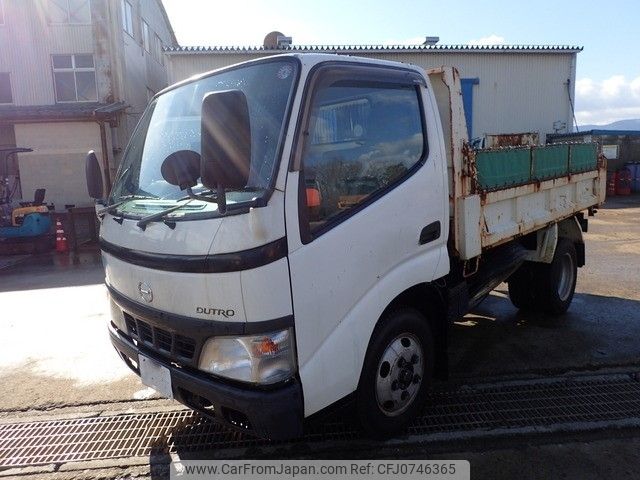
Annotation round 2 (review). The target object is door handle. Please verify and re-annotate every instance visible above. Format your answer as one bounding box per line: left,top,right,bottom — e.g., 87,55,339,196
419,221,441,245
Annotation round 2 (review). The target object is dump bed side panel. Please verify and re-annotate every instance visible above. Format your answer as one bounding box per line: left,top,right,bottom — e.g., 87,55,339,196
423,66,605,261
458,144,606,259
475,143,598,191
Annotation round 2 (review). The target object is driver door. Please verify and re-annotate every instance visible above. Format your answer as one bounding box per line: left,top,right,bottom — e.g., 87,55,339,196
284,63,448,415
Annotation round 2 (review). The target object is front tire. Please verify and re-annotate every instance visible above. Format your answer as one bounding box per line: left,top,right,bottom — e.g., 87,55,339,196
356,308,434,437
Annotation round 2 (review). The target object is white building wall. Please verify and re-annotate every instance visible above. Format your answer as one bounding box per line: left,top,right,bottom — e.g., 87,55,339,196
166,50,577,139
0,0,95,106
0,0,176,207
110,0,176,169
140,0,174,94
15,122,104,208
0,0,174,109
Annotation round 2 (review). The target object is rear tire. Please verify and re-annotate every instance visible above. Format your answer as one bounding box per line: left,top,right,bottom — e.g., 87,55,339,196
536,239,578,315
356,308,434,438
508,239,577,315
507,262,540,310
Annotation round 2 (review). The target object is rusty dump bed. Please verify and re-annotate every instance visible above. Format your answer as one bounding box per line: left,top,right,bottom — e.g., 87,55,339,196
427,66,606,260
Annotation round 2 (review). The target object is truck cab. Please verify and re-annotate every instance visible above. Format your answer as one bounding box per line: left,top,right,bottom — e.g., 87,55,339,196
91,53,604,439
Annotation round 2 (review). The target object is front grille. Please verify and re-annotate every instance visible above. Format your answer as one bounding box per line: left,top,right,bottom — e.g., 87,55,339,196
124,313,196,360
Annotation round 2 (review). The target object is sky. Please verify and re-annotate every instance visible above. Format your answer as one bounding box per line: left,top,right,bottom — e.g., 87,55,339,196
162,0,640,126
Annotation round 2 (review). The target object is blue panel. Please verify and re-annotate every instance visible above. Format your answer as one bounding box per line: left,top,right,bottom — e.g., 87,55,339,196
461,78,479,138
588,129,640,136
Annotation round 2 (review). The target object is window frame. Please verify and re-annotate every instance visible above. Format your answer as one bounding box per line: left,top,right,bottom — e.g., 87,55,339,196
121,0,134,37
142,19,150,52
0,72,13,104
292,62,429,244
0,0,5,26
49,0,92,25
51,54,98,103
153,33,164,64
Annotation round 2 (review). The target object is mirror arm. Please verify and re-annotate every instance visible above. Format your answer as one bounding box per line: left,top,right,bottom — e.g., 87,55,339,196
217,183,227,215
185,186,227,215
185,187,218,204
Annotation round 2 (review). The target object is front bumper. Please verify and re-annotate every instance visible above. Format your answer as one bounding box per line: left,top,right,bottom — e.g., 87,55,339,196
110,325,304,440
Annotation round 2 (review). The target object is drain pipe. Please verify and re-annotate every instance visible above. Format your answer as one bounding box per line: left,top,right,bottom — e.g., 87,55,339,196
98,121,112,193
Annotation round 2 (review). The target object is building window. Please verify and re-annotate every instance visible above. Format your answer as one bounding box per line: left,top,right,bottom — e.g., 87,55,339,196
52,54,97,102
49,0,91,24
0,73,12,104
121,0,133,36
153,33,164,64
142,20,150,52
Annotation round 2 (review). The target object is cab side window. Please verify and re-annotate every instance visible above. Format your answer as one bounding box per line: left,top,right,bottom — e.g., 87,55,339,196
301,79,425,233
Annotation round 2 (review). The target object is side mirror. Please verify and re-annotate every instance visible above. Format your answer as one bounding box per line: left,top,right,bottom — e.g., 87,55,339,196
160,150,200,190
200,90,251,192
86,150,104,200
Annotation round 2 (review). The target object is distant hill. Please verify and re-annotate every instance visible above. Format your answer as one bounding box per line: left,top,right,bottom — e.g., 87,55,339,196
577,119,640,132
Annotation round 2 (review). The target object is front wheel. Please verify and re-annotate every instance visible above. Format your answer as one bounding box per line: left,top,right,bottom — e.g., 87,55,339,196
356,308,434,437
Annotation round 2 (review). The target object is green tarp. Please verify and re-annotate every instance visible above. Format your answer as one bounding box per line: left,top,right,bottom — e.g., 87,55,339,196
476,149,531,190
475,143,598,191
570,143,598,173
533,144,569,180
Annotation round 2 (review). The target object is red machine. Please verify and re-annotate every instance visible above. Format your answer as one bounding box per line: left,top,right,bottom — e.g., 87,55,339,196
615,167,632,196
606,171,617,197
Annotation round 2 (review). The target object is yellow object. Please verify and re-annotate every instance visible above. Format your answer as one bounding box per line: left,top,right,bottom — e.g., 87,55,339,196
11,205,48,226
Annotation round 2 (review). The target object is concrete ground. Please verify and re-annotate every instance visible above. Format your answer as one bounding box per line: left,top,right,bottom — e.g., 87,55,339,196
449,194,640,381
0,251,171,416
0,194,639,478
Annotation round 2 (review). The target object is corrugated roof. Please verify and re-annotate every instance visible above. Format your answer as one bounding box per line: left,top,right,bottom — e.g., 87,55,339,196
0,102,127,122
165,44,583,54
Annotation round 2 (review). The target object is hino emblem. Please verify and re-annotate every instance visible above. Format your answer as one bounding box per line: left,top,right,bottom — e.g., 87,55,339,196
138,282,153,303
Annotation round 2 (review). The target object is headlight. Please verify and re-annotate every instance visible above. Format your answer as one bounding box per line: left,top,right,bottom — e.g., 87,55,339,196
198,328,296,384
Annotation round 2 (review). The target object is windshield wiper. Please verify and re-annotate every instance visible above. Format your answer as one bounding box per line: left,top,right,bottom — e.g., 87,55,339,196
178,187,263,207
96,195,156,217
177,189,217,201
136,199,195,230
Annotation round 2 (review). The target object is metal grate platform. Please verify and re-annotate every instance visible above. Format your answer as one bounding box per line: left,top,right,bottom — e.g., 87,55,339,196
2,373,640,468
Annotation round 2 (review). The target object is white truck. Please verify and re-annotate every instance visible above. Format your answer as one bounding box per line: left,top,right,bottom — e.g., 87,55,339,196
86,54,606,439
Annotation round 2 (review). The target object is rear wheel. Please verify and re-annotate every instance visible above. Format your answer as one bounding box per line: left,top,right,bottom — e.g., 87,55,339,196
356,308,434,437
508,239,577,315
507,262,540,310
536,239,577,315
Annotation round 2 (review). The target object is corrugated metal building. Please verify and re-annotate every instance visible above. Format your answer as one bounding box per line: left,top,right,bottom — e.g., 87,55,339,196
166,43,581,144
0,0,176,208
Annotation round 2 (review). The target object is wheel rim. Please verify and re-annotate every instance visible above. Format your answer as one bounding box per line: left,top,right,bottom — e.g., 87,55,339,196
375,333,424,417
557,252,575,301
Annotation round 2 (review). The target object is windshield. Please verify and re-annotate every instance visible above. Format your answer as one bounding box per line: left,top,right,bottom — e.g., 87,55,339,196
109,58,298,218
